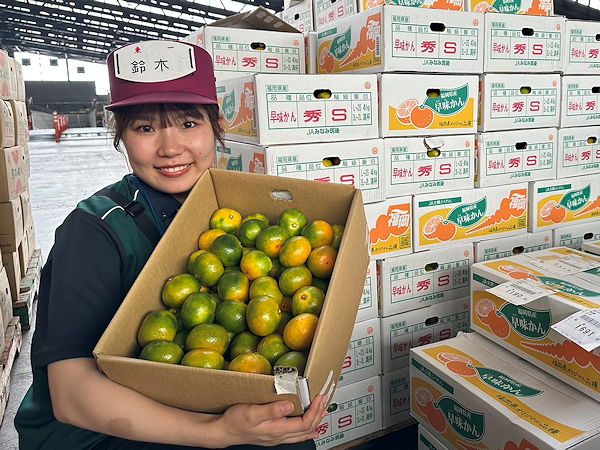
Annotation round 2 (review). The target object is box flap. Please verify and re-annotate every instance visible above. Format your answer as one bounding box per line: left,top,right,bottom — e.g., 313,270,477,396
209,6,300,33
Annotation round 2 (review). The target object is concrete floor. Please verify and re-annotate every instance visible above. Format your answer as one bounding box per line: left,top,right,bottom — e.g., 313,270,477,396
0,128,418,449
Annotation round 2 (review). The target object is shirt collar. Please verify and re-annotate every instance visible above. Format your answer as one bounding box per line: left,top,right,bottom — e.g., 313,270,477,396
131,175,181,222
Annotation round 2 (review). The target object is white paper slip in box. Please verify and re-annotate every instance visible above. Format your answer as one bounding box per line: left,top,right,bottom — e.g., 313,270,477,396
385,134,474,198
483,13,564,73
557,126,600,178
473,230,552,262
217,73,378,146
478,73,560,132
377,243,473,317
560,75,600,128
216,139,385,204
380,296,470,373
475,128,557,188
564,19,600,75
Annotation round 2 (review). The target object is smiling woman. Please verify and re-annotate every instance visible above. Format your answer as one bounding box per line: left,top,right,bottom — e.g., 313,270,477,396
14,39,326,450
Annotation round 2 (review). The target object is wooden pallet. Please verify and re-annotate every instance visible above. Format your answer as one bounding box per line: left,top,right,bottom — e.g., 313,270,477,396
13,248,42,331
0,318,23,427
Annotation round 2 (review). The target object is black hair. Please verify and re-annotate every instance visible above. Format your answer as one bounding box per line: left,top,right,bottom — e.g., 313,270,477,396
109,103,225,152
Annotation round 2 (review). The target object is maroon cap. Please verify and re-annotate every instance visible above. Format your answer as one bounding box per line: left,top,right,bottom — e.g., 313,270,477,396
105,40,217,110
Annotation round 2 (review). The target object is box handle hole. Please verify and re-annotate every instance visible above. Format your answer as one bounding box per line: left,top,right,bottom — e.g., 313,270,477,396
327,402,338,413
515,141,528,150
521,27,534,36
426,88,441,98
593,86,600,94
519,86,532,94
294,13,300,20
425,262,439,272
425,316,439,326
430,22,446,32
584,232,594,240
323,156,341,167
314,89,332,99
271,190,294,201
588,136,597,144
251,42,267,51
512,246,525,255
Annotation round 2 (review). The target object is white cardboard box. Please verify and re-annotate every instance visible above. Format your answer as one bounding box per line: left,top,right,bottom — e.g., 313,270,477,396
217,73,378,146
0,52,13,101
466,0,553,15
316,6,483,74
0,100,14,149
357,259,379,323
529,174,600,232
417,424,449,450
564,19,600,75
216,139,385,204
314,0,358,31
0,267,12,334
381,367,412,430
377,243,472,317
552,220,600,250
583,240,600,256
279,0,314,33
380,296,470,373
470,247,600,403
314,375,382,449
483,13,564,73
413,183,528,251
557,126,600,178
385,134,474,197
0,197,23,254
411,331,600,450
560,75,600,128
479,73,560,132
473,230,552,262
338,317,381,387
0,146,27,203
365,196,413,260
380,73,479,138
185,7,306,76
475,127,557,187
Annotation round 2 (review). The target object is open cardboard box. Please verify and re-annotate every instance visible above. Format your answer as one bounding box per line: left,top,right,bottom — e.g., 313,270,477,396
93,169,369,415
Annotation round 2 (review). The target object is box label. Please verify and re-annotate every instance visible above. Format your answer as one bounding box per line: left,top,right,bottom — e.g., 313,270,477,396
488,86,558,122
488,27,561,63
535,183,600,228
560,134,600,174
211,41,302,74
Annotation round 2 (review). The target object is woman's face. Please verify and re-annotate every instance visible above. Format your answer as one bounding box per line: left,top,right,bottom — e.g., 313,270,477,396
121,106,217,202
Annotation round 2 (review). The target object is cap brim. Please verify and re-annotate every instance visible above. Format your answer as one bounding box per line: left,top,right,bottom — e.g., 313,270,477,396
105,91,218,110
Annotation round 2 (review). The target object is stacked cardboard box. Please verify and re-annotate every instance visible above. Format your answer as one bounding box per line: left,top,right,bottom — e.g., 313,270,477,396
201,2,600,447
0,50,40,332
408,246,600,449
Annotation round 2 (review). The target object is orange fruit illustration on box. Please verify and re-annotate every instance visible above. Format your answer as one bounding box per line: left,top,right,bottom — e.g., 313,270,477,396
396,99,419,125
475,298,511,339
475,298,496,325
319,47,335,74
410,106,435,129
498,264,535,280
414,387,447,433
472,0,490,11
539,199,566,224
422,215,457,242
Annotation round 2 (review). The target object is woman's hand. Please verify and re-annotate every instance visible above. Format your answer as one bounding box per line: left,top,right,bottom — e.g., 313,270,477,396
217,395,327,447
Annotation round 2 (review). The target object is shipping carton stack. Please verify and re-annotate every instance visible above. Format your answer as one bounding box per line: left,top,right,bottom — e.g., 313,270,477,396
311,4,485,443
0,50,27,426
0,50,40,336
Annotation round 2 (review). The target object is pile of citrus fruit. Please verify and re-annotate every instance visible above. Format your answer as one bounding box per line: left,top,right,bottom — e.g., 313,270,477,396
136,207,343,376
